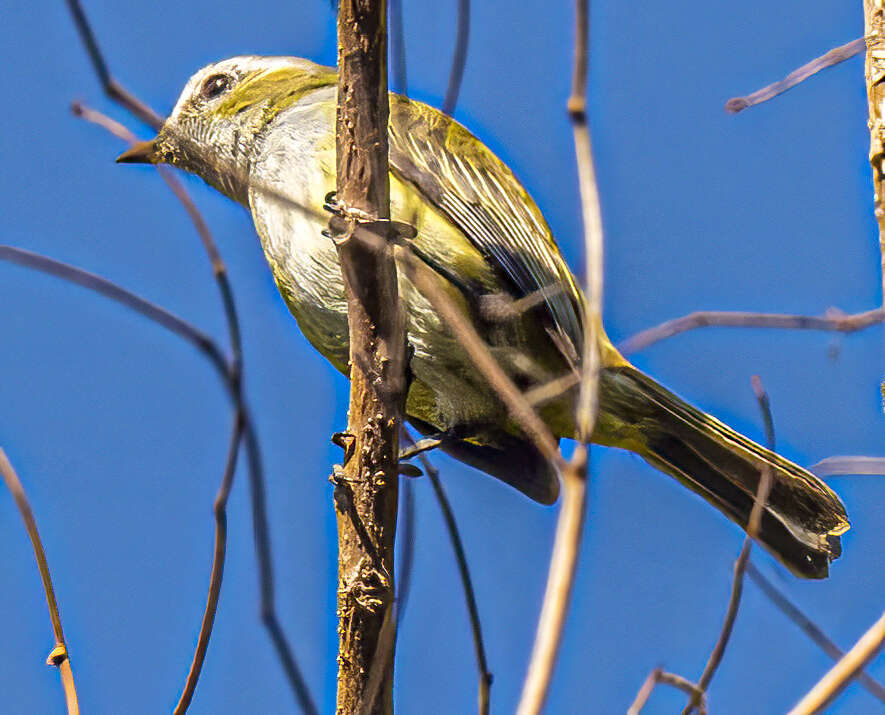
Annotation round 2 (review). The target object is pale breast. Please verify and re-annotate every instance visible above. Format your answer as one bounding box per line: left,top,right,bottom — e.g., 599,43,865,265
247,92,512,432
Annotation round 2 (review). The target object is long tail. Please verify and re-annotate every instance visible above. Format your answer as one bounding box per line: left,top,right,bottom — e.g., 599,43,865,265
597,365,849,579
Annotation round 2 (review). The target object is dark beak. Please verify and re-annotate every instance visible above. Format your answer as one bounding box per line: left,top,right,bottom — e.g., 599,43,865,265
116,139,159,164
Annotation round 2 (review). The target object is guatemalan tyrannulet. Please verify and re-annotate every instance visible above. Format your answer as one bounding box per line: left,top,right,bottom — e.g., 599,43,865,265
118,56,848,579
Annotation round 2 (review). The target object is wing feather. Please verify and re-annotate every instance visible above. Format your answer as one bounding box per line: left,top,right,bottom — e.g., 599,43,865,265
388,97,584,359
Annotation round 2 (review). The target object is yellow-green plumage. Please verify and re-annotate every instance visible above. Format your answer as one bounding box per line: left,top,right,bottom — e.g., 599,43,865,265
119,56,849,579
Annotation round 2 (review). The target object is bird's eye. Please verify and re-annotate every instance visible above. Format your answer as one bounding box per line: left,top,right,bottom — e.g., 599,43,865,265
200,73,232,101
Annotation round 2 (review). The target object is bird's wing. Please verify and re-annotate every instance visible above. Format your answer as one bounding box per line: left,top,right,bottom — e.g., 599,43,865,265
388,96,585,360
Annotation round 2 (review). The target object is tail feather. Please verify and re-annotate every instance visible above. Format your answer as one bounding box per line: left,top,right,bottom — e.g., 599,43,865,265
598,366,849,579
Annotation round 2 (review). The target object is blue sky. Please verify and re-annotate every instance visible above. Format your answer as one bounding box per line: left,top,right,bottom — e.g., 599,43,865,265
1,1,883,713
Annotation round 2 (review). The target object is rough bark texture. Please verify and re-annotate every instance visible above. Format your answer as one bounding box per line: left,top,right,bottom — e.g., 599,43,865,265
334,1,403,713
864,1,885,300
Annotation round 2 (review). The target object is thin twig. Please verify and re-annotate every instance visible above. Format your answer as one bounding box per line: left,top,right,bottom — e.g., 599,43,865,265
69,96,315,712
516,452,588,715
524,372,581,408
412,440,492,715
810,456,885,477
395,477,416,623
387,0,418,639
388,0,407,95
726,38,864,113
174,412,244,714
396,248,563,467
69,103,234,341
627,668,662,715
0,450,80,715
0,246,228,377
659,672,708,712
0,245,318,714
618,307,885,355
568,0,603,444
442,0,470,116
746,562,885,703
681,375,776,714
64,0,164,129
628,668,707,715
517,0,601,710
242,414,318,715
788,610,885,714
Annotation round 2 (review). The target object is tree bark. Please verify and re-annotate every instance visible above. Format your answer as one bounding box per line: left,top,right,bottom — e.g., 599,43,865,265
333,1,404,713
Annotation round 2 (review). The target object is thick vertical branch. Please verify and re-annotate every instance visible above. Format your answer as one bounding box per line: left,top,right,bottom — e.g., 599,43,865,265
334,2,404,714
864,3,885,300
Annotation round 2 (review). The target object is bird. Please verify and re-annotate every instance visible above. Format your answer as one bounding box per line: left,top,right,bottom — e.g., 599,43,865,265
117,55,848,578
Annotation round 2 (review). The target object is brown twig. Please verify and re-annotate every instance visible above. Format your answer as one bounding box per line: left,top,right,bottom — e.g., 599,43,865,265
810,456,885,477
442,0,470,116
0,244,318,714
0,450,80,715
396,248,563,467
628,668,707,715
68,89,316,710
746,562,885,702
788,610,885,714
681,375,776,714
517,0,601,710
388,0,408,94
0,245,228,375
64,0,163,129
516,452,587,715
394,476,416,623
173,412,243,714
413,443,492,715
387,0,419,642
618,307,885,355
726,38,864,114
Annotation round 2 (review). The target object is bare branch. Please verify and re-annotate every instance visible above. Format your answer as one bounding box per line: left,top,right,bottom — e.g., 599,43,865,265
628,668,707,715
524,372,581,408
174,412,243,714
395,477,415,623
0,245,317,713
413,441,492,715
0,246,228,376
627,668,662,715
442,0,470,115
746,562,885,703
64,0,164,129
69,91,316,711
681,375,775,714
810,456,885,477
517,0,602,709
618,307,885,355
70,102,237,349
517,453,588,715
396,247,563,466
788,610,885,714
725,38,864,114
0,450,80,715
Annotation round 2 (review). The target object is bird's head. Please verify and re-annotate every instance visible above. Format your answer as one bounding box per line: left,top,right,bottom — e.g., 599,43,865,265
117,55,336,202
